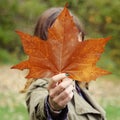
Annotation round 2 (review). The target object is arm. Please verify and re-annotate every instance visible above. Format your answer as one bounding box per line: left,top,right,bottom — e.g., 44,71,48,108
26,73,73,120
26,79,48,120
45,96,68,120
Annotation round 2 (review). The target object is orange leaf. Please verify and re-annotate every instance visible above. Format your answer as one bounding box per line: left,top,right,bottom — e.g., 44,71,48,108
12,7,111,82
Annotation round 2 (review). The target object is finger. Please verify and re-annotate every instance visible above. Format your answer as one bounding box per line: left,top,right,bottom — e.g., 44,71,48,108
53,84,74,102
55,78,73,93
58,91,73,108
52,73,69,82
48,73,68,89
49,78,73,98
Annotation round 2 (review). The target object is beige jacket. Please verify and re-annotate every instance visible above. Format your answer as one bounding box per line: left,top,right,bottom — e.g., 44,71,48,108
26,78,106,120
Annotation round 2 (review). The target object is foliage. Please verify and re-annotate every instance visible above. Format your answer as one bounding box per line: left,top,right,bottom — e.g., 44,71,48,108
76,0,120,76
0,0,120,76
0,48,16,63
12,9,110,87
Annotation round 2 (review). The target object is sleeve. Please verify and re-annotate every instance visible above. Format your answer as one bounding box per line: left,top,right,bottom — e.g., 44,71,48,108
26,79,48,120
25,78,68,120
45,96,68,120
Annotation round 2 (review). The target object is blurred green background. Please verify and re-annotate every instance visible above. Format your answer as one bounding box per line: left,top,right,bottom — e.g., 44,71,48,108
0,0,120,120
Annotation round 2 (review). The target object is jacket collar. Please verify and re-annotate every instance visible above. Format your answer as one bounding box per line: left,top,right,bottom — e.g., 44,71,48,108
73,87,105,117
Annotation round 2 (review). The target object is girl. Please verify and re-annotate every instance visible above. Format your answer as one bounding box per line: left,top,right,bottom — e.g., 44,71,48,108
25,7,106,120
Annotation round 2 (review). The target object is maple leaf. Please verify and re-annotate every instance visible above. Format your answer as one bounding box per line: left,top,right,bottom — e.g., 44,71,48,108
12,7,111,82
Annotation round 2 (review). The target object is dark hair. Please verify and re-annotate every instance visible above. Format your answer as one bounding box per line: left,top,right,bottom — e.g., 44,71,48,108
34,7,85,40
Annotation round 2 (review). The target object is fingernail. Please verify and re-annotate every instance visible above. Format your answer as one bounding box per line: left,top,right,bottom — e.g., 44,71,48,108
65,73,69,76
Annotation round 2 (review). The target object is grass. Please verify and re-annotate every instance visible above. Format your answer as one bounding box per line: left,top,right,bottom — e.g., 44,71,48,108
0,93,120,120
105,105,120,120
100,92,120,120
0,92,29,120
0,104,28,120
0,101,120,120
